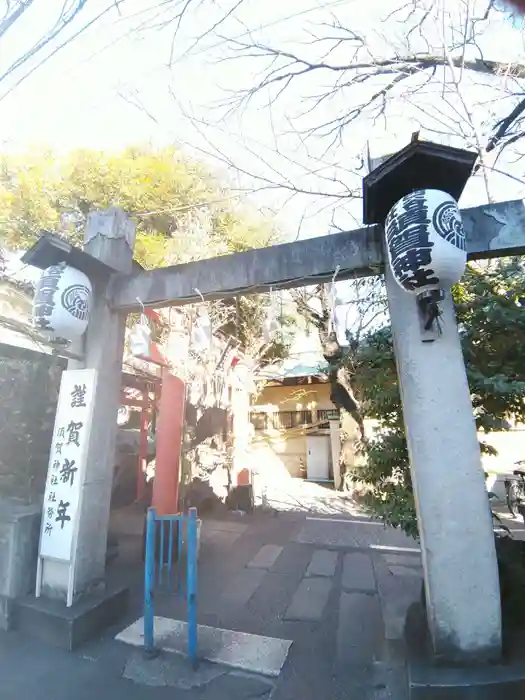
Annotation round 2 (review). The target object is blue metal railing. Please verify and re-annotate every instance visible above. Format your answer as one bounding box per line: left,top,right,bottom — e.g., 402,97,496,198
144,507,198,666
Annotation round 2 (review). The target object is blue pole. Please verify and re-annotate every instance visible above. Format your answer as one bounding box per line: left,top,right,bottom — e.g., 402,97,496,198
167,519,174,588
186,507,198,668
177,516,183,596
144,507,156,656
159,517,165,586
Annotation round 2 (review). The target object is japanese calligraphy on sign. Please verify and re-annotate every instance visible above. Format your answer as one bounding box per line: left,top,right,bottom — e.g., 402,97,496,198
38,370,97,562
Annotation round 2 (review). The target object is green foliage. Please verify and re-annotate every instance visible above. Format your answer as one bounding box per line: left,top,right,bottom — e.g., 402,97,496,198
0,146,293,361
455,259,525,430
0,147,279,265
216,295,296,366
350,260,525,538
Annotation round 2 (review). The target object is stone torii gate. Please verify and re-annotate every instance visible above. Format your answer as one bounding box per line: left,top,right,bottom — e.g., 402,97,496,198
24,142,525,666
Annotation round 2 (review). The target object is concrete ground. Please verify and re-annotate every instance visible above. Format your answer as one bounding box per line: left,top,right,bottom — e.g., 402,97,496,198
0,480,421,700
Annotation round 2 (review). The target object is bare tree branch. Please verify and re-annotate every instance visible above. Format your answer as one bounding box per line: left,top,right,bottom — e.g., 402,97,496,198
208,8,525,176
0,1,90,87
168,88,361,201
487,96,525,153
169,0,246,67
0,0,35,42
133,0,525,224
0,0,143,102
221,36,525,110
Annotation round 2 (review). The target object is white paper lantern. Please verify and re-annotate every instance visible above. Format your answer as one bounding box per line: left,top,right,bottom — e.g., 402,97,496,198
385,189,467,295
33,262,92,340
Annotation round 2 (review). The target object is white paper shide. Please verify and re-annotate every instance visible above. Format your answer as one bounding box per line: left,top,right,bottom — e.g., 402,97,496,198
39,369,97,562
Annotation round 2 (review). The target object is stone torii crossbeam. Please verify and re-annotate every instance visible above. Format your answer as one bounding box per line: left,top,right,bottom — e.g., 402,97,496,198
24,144,525,671
109,199,525,311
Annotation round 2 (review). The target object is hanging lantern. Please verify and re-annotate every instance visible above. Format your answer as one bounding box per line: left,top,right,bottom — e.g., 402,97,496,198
385,189,467,332
33,262,92,340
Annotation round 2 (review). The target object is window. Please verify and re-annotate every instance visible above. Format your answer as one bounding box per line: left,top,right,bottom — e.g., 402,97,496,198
250,410,313,430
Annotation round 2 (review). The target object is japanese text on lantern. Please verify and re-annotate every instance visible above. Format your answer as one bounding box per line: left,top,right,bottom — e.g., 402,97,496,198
33,263,64,330
385,190,439,291
39,369,97,562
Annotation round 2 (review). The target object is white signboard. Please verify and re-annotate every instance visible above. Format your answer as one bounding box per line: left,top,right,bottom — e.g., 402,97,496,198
38,369,97,562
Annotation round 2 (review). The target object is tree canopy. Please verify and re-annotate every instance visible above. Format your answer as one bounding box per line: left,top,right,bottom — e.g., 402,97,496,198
0,146,279,267
0,145,291,363
349,260,525,538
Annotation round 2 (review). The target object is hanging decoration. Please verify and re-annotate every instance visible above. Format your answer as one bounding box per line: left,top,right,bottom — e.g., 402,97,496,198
327,265,341,336
262,291,280,343
33,262,92,341
385,189,467,334
231,357,256,393
191,307,212,352
190,290,212,355
129,310,152,359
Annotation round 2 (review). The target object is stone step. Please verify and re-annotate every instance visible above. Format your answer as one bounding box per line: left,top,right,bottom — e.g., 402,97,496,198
305,550,338,578
336,592,384,666
342,552,377,592
13,582,129,650
284,577,333,622
117,616,293,677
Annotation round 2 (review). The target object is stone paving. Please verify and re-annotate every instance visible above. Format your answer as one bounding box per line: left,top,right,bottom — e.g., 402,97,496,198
115,485,423,699
0,482,422,700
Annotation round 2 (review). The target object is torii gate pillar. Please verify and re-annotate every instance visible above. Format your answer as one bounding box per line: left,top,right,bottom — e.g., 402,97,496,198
385,267,501,662
367,147,501,663
40,208,136,602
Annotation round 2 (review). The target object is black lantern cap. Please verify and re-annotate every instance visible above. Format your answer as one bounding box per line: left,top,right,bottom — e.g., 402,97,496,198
20,232,139,280
362,140,478,226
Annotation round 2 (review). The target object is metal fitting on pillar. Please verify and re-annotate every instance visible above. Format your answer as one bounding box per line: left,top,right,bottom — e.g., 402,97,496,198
417,289,445,337
385,189,467,343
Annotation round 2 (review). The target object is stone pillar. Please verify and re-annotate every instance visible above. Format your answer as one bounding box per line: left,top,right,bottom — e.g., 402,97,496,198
41,208,136,600
232,384,251,485
329,419,341,490
385,264,501,662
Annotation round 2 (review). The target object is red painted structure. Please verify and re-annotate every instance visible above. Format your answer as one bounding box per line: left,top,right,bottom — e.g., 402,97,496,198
119,307,186,512
151,372,185,515
120,375,160,502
